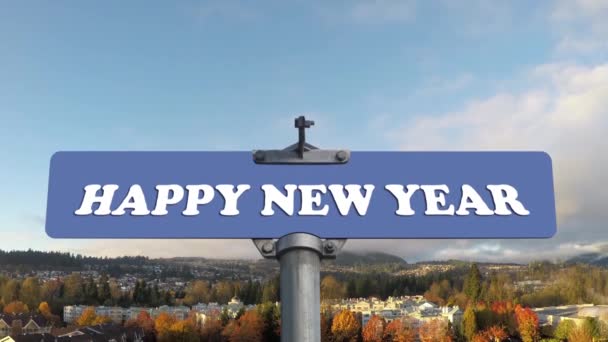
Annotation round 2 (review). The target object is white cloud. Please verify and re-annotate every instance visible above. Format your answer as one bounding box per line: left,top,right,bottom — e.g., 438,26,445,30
552,0,608,21
75,239,260,259
431,241,608,263
552,0,608,55
384,62,608,229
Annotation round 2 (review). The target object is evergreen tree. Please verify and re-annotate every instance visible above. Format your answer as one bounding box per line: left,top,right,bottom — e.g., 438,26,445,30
97,274,111,305
464,263,482,303
462,306,478,341
258,302,280,342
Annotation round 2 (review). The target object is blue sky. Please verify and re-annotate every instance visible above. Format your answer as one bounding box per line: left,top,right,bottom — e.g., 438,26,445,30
1,0,607,261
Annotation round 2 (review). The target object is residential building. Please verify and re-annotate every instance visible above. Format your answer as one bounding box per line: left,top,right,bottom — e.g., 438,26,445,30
0,315,51,338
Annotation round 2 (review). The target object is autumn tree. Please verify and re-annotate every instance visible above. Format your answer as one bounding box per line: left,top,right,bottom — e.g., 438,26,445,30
331,310,361,342
362,315,385,342
418,319,452,342
384,318,416,342
155,312,177,340
213,281,235,304
168,319,199,342
569,324,594,342
38,301,60,326
20,277,41,309
472,326,508,342
462,306,477,341
183,280,211,306
200,317,223,342
222,309,264,342
125,310,155,335
3,301,29,314
553,319,575,340
485,325,507,341
63,273,85,304
76,307,98,326
514,305,539,342
490,301,516,335
321,275,345,301
424,280,453,306
485,273,515,303
92,315,112,325
38,302,51,317
321,311,334,342
40,279,62,309
1,280,20,304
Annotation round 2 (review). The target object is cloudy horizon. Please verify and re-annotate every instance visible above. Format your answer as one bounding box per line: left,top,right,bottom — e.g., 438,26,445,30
1,0,606,263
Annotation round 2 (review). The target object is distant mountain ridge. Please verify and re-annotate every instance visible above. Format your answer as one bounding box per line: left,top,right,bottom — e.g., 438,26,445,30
332,251,407,266
566,252,608,267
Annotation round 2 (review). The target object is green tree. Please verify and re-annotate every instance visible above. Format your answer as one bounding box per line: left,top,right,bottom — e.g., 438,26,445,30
462,306,478,341
257,302,280,342
63,273,85,304
97,274,112,305
84,277,98,305
464,263,482,303
569,319,595,342
2,279,20,303
20,277,41,309
553,319,575,340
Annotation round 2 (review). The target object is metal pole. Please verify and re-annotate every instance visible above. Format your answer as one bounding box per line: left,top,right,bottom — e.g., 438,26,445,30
276,233,322,342
253,234,345,342
252,116,347,341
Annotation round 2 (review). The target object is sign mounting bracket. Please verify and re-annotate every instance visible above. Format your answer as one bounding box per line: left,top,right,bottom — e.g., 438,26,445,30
252,115,350,164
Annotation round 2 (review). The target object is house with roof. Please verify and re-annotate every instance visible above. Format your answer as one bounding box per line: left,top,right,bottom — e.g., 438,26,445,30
56,323,144,341
0,333,55,342
0,314,51,338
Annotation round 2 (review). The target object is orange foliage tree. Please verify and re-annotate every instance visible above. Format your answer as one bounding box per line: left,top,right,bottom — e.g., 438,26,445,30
125,310,155,334
38,302,51,317
37,301,60,326
222,309,264,342
331,310,361,342
3,301,29,314
514,305,539,342
75,307,96,326
418,319,452,342
472,325,508,342
154,312,177,340
169,319,199,342
362,315,385,342
93,315,112,325
383,318,416,342
490,301,516,334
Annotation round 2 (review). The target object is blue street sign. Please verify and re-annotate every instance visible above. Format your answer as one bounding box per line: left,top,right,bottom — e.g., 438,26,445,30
45,151,556,239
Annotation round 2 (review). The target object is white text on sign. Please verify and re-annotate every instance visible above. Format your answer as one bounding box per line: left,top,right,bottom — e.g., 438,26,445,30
73,184,530,217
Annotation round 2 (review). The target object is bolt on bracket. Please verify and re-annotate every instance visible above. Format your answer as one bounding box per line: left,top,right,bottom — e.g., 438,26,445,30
252,115,350,164
253,237,347,260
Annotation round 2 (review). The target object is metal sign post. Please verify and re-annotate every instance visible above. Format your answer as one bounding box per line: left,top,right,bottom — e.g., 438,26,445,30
253,234,345,342
252,117,347,342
